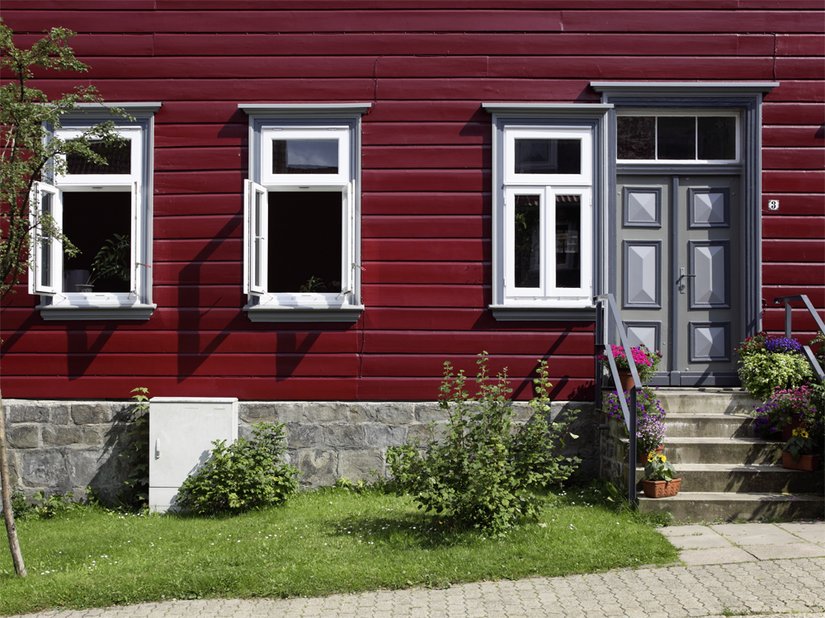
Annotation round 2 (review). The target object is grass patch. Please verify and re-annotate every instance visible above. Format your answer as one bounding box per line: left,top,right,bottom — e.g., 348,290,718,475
0,486,678,615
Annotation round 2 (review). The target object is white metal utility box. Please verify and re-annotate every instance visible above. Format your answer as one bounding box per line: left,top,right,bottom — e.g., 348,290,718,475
148,397,238,513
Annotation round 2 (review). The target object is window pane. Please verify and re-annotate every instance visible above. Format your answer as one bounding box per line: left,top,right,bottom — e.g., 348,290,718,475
514,194,540,288
658,117,695,159
268,191,342,293
66,140,131,174
555,195,581,289
698,116,736,160
617,116,655,159
40,193,53,288
273,139,338,174
254,191,264,290
514,139,580,174
62,192,132,292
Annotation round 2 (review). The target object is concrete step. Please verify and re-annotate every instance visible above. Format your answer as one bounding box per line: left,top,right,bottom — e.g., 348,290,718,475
633,463,824,494
656,388,759,416
666,412,757,438
622,436,784,465
638,491,825,523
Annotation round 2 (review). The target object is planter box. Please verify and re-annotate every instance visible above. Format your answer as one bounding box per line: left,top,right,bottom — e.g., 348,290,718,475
641,478,681,498
782,452,822,472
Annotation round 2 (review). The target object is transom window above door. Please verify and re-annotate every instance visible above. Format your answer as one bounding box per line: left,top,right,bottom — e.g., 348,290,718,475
617,112,739,163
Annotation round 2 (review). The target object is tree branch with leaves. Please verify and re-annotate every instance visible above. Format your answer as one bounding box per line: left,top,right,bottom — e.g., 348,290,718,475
0,20,126,577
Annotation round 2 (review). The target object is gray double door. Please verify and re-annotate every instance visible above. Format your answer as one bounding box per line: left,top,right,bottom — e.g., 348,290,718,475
616,175,741,386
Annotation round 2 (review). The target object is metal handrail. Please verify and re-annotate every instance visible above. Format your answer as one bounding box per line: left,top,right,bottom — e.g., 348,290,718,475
594,293,642,507
773,294,825,381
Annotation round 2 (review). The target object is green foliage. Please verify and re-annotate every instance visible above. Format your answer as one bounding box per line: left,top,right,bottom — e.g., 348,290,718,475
176,422,298,516
738,351,813,401
90,232,130,284
644,452,677,482
0,489,677,614
11,491,82,520
811,380,825,417
784,426,820,459
117,387,150,510
387,353,580,535
0,22,126,296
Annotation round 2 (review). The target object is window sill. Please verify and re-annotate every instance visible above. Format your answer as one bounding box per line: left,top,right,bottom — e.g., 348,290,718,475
245,304,364,323
37,302,156,321
490,304,596,322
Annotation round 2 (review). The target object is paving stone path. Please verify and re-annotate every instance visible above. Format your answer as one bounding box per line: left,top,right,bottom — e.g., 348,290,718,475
11,522,825,618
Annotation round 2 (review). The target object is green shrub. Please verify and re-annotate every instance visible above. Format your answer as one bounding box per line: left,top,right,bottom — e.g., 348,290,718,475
176,422,298,516
12,491,83,520
118,387,151,510
738,351,813,401
387,353,580,535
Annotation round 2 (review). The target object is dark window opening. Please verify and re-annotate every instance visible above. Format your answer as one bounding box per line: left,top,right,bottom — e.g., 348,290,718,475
268,191,342,293
617,116,655,160
555,195,581,289
657,117,695,159
514,194,541,288
515,139,581,174
698,116,736,160
39,193,54,288
62,191,131,292
66,140,131,175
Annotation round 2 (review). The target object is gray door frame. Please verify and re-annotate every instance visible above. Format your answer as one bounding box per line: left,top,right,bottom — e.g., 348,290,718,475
592,82,778,386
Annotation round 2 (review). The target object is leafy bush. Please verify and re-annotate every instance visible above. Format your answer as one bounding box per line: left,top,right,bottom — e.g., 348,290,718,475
12,491,84,520
752,384,821,436
118,387,151,510
603,387,667,454
387,353,580,535
176,422,298,516
737,334,813,400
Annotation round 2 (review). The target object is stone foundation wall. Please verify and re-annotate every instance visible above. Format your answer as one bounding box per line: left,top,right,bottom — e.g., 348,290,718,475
598,414,639,491
5,399,598,502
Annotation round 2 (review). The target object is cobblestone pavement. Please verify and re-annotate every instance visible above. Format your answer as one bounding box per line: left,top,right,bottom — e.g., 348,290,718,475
10,523,825,618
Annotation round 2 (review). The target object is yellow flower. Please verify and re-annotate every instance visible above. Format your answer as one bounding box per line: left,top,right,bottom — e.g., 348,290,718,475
647,452,655,462
658,454,667,463
792,428,809,439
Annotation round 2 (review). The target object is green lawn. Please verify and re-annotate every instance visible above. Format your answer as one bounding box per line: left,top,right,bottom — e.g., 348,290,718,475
0,487,678,616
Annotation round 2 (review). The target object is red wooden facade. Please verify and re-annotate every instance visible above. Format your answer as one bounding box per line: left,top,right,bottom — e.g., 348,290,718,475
1,1,823,402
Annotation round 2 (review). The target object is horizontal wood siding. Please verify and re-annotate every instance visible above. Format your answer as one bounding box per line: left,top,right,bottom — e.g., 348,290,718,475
1,2,822,401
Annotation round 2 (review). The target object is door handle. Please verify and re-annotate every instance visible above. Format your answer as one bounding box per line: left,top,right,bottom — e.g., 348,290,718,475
677,267,695,293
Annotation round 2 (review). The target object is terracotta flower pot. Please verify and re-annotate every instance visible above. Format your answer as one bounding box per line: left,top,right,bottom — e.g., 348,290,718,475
781,452,822,471
641,478,681,498
617,369,635,392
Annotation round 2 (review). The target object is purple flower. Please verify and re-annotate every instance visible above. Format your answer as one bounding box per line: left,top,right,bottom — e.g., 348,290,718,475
764,336,802,354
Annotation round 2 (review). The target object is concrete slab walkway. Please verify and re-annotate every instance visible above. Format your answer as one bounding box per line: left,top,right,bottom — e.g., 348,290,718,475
10,521,825,618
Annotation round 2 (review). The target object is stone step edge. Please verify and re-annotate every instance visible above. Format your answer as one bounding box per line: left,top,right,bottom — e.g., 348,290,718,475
664,412,755,419
633,463,812,473
637,492,824,502
619,436,782,445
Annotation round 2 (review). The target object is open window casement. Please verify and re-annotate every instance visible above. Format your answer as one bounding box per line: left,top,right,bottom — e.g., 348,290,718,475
128,180,140,294
243,179,268,297
28,181,61,296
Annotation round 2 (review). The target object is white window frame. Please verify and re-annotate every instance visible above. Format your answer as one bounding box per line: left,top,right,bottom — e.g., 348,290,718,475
239,104,369,323
503,185,593,304
493,121,599,313
29,104,159,321
616,109,741,165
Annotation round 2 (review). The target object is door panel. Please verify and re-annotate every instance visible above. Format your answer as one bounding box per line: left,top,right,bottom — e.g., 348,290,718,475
676,177,739,384
617,175,740,386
